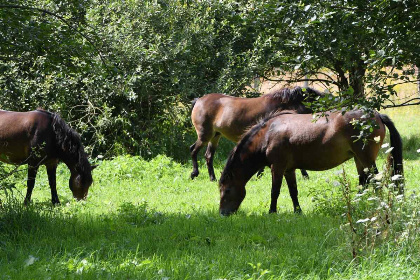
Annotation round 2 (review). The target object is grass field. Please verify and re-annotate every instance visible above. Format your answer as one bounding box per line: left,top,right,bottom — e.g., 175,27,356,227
0,106,419,279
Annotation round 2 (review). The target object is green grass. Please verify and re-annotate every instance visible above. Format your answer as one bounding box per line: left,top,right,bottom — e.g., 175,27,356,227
0,106,419,279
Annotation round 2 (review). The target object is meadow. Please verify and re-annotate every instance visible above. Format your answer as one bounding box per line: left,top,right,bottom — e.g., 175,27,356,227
0,106,419,279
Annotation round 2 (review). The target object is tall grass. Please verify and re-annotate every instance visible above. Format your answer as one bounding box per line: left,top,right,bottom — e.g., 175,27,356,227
0,106,419,279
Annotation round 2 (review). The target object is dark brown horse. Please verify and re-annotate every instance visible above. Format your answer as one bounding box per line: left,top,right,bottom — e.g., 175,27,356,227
190,86,323,181
219,110,403,216
0,109,96,205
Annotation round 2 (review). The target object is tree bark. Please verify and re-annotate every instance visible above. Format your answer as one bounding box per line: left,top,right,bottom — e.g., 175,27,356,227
349,61,366,98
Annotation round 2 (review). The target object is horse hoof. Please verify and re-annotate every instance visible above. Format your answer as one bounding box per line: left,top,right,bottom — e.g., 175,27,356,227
190,172,199,179
268,209,277,214
209,176,217,182
303,175,310,180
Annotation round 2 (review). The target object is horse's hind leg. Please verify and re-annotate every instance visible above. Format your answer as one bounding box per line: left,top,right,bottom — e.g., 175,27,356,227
46,162,60,205
205,132,221,181
24,165,39,205
300,169,309,180
354,157,378,187
285,170,302,213
190,139,207,179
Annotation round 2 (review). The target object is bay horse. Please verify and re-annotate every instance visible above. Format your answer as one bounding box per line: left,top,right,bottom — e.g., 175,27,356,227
0,109,96,205
190,86,323,181
219,110,403,216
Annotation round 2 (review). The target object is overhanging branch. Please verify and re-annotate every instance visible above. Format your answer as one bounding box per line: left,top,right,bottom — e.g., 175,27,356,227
262,75,341,87
383,97,420,109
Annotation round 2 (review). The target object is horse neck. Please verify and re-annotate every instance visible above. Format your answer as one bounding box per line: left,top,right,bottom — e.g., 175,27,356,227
230,148,267,185
59,148,87,175
268,97,310,113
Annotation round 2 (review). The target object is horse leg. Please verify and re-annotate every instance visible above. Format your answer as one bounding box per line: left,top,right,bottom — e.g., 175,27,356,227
190,139,206,179
354,157,378,188
205,133,221,181
285,170,302,213
269,164,285,213
300,169,309,180
46,163,60,205
256,167,265,179
24,165,39,205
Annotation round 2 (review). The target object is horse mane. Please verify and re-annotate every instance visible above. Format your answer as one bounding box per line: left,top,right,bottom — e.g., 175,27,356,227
219,111,292,184
36,109,91,176
266,86,323,104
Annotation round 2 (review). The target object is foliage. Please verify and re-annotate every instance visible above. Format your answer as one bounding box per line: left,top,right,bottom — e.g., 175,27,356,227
256,0,420,104
1,0,419,158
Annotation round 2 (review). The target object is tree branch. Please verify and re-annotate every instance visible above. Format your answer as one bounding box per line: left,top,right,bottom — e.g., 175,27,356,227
261,75,341,87
382,97,420,109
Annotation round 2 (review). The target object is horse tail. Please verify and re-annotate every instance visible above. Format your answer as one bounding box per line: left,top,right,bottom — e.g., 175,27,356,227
379,114,403,177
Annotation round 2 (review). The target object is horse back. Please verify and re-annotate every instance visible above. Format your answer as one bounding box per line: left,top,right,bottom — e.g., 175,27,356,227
191,94,272,142
263,112,385,171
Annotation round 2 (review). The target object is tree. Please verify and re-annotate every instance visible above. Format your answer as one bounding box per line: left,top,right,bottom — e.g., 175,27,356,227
249,0,420,109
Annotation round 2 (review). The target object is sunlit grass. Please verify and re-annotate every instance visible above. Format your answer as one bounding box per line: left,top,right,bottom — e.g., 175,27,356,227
0,106,419,279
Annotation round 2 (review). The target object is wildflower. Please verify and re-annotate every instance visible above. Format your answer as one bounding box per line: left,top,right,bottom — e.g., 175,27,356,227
385,147,394,154
417,148,420,153
374,173,383,181
374,136,381,143
396,194,404,200
391,174,403,181
381,143,389,148
356,218,370,224
24,255,38,267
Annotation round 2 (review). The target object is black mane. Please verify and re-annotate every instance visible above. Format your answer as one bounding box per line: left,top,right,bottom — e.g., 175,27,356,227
266,86,323,104
36,109,91,176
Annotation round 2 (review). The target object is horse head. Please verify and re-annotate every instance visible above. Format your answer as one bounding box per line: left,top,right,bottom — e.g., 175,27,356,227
219,173,246,216
69,164,97,200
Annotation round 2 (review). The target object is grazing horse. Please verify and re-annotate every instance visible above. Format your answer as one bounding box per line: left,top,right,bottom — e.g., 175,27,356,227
0,109,96,205
219,110,403,216
190,86,323,181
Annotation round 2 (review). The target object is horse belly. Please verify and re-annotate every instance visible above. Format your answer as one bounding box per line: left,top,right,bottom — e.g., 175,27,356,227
0,121,32,164
0,140,31,164
290,139,353,171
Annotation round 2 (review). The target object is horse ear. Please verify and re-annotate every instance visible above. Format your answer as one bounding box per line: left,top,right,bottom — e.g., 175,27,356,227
91,164,98,170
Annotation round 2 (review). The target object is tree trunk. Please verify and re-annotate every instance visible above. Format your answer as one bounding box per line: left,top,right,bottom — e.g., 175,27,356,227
349,62,366,98
416,65,420,97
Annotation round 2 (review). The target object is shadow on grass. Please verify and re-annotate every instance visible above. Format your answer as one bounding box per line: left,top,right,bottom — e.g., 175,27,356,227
0,199,349,279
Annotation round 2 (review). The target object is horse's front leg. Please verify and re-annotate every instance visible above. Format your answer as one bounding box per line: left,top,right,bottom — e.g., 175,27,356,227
269,164,285,213
24,165,39,205
46,163,60,205
284,170,302,213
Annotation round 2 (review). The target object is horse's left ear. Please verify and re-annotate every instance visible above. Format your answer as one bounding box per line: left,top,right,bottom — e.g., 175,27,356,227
91,164,98,170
